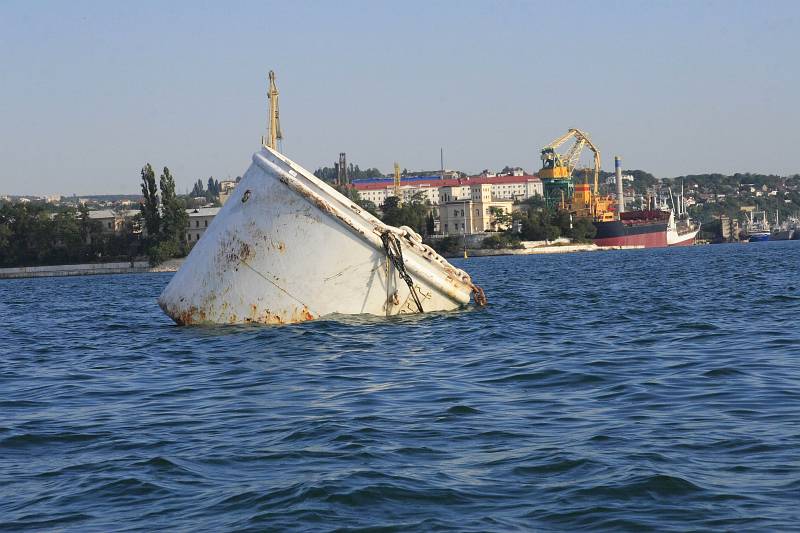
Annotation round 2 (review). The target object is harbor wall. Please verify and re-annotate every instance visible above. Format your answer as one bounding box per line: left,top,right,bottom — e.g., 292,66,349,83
0,259,184,279
466,244,644,257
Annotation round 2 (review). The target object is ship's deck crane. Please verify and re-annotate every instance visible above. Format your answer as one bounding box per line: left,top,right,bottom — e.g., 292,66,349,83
264,70,282,150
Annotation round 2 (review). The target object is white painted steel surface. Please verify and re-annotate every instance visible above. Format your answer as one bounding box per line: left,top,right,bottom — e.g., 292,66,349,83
158,146,481,325
666,211,700,246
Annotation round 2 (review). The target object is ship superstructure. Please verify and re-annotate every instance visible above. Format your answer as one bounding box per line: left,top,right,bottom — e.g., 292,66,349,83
745,210,771,242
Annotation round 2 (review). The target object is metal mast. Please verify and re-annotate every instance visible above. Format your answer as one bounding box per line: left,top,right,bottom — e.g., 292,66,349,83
338,153,347,185
266,71,282,150
393,163,401,199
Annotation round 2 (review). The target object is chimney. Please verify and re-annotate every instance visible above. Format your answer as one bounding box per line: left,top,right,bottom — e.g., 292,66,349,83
615,156,625,215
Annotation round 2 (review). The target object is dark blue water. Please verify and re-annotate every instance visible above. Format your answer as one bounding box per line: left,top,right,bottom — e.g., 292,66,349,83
2,242,799,531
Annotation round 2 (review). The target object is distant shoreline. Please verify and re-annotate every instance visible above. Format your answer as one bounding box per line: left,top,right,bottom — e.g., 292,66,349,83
0,244,653,279
446,243,645,258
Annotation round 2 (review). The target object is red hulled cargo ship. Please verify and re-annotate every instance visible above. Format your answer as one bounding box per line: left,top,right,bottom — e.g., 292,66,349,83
593,210,670,247
593,209,700,248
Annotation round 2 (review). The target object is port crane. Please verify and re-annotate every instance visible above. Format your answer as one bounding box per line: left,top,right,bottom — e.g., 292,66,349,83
539,128,617,221
539,128,601,196
264,70,282,150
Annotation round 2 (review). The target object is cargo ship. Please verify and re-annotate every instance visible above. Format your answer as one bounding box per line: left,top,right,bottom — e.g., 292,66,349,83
771,218,798,240
744,210,770,242
592,209,699,247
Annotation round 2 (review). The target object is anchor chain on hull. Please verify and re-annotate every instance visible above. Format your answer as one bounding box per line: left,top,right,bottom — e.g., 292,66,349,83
380,230,488,312
381,230,425,313
471,284,488,307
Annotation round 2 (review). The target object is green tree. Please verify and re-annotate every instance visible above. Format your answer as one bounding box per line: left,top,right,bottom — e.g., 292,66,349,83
190,179,204,197
77,203,102,250
482,233,522,249
357,199,379,216
520,194,546,209
425,212,435,235
0,207,13,266
488,206,513,229
139,163,160,238
429,236,463,256
51,208,83,262
159,166,188,247
380,196,402,224
512,207,561,241
380,192,430,236
569,217,597,242
0,223,10,261
0,201,144,267
314,161,385,183
206,176,221,199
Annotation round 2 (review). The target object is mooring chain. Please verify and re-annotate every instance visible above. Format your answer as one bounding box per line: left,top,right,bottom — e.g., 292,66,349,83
472,284,488,307
380,231,424,313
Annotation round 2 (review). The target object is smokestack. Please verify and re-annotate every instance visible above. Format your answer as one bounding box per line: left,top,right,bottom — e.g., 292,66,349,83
615,156,625,215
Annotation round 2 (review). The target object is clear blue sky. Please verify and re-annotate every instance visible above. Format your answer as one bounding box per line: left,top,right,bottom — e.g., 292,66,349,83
1,0,798,196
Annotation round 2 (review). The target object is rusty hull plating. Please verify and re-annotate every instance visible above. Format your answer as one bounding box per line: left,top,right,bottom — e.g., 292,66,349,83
158,146,484,326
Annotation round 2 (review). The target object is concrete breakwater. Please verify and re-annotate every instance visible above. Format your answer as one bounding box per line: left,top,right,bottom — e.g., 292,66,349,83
429,235,644,257
466,243,644,256
0,259,184,279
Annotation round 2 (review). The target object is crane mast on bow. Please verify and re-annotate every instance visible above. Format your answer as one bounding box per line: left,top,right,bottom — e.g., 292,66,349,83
393,163,402,201
264,71,282,150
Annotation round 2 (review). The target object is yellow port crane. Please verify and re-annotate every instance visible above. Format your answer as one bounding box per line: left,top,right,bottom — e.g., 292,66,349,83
393,162,402,200
263,70,282,150
539,128,601,194
539,128,616,221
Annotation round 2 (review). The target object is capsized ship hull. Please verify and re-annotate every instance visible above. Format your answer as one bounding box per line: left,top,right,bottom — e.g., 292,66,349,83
158,147,484,325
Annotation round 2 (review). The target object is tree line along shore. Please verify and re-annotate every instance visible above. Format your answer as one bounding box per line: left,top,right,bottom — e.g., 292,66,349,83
2,163,799,269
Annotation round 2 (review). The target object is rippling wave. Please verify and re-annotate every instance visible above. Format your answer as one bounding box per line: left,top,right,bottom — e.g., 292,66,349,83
1,242,799,530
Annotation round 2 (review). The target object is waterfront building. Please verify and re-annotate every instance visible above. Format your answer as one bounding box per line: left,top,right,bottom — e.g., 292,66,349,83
186,207,220,244
438,184,514,236
88,209,140,234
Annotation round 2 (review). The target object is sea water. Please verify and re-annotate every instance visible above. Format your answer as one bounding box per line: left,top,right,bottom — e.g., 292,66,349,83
1,242,799,530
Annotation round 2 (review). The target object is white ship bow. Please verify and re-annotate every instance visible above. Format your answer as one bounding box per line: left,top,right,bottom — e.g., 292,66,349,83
158,146,484,325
